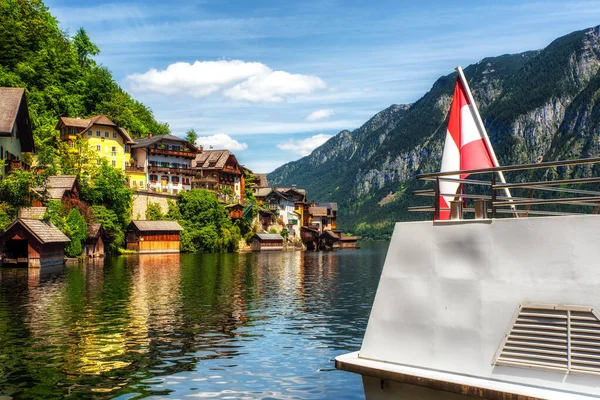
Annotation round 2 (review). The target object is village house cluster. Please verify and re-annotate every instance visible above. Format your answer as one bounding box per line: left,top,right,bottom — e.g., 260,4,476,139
0,88,357,268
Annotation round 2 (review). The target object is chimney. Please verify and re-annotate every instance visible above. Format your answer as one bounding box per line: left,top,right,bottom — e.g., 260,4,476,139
292,184,297,190
199,145,203,152
148,132,153,138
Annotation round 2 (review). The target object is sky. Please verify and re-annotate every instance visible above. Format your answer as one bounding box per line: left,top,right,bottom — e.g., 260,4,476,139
46,0,600,173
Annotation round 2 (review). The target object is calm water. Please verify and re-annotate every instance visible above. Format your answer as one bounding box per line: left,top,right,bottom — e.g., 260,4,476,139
0,242,388,399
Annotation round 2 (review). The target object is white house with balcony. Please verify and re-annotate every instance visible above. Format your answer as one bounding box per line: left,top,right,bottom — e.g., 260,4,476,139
128,133,199,195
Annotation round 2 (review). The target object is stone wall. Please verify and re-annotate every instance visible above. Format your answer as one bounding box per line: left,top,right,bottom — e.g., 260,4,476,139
131,191,175,220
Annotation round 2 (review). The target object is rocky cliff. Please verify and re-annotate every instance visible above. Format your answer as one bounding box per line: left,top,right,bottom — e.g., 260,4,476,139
268,26,600,239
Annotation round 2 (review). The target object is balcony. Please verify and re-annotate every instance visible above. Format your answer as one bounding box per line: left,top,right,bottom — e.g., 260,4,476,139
149,148,196,159
125,165,145,173
148,165,170,173
193,175,218,184
169,167,195,175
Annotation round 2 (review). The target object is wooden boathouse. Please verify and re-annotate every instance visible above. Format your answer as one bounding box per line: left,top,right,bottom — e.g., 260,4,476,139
84,223,105,258
1,218,69,268
251,233,284,252
126,220,183,253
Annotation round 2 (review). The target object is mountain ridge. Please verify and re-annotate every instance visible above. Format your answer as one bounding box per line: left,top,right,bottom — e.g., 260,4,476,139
268,26,600,239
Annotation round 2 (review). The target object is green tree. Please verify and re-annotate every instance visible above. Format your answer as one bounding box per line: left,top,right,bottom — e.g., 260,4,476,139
72,28,99,66
64,208,87,257
91,205,124,253
80,160,132,226
185,129,198,145
146,202,164,220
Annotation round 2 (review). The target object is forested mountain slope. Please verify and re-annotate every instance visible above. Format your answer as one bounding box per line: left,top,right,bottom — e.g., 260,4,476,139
268,26,600,239
0,0,168,154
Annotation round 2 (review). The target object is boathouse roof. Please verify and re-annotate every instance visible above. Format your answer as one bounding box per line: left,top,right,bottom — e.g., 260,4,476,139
4,218,70,244
87,223,102,239
254,233,284,241
40,175,77,200
19,207,47,220
129,220,184,232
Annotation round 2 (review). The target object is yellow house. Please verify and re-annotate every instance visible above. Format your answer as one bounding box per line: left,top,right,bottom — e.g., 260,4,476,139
56,115,140,183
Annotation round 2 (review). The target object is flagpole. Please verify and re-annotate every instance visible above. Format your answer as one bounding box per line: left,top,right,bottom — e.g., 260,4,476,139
455,66,518,216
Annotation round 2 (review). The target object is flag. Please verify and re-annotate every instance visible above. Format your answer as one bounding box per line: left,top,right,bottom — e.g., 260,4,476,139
438,77,495,220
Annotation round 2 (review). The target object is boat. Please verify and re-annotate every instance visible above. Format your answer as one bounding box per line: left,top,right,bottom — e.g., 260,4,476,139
336,157,600,399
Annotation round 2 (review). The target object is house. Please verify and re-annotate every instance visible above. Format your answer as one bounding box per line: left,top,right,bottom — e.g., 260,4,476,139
33,175,79,205
301,226,320,251
262,189,300,238
308,206,329,232
128,133,199,194
193,150,245,202
0,88,35,175
126,220,184,253
56,114,135,170
225,203,245,220
316,202,338,230
258,209,274,230
84,223,105,258
321,230,342,250
0,218,69,268
250,233,284,252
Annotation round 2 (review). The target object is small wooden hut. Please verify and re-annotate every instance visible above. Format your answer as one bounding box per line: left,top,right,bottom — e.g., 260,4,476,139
251,233,284,252
340,234,360,249
126,220,183,253
301,226,320,251
84,223,105,258
321,230,341,250
1,218,69,268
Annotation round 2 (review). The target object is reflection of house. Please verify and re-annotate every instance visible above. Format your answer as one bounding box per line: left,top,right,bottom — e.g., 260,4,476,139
251,233,284,252
1,218,69,268
56,114,135,169
193,150,245,202
84,223,105,258
0,88,35,175
126,220,184,253
129,133,199,194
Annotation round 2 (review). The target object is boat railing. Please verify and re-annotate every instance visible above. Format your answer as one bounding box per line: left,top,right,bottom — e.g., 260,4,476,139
409,156,600,219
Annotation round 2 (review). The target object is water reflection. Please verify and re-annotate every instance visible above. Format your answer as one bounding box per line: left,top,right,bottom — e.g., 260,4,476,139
0,242,388,399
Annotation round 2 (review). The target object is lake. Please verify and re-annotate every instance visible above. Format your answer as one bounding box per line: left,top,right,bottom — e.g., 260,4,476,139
0,242,388,399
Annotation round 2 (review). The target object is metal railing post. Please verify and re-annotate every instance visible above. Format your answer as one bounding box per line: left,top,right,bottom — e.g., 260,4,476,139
491,173,497,219
434,178,440,221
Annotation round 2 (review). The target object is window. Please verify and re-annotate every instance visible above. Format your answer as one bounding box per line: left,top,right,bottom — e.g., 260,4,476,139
172,145,180,151
96,145,101,152
104,131,109,137
88,131,92,136
124,145,130,153
132,180,137,187
96,130,101,137
111,160,116,167
139,181,143,187
172,176,179,183
113,132,117,138
111,146,117,156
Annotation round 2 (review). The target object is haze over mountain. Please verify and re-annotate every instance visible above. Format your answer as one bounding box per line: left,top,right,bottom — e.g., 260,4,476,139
268,26,600,239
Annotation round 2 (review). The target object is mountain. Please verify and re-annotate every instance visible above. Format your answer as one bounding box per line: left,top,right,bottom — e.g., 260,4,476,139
268,26,600,239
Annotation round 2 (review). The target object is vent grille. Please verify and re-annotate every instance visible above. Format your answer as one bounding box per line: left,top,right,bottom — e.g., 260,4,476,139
494,304,600,375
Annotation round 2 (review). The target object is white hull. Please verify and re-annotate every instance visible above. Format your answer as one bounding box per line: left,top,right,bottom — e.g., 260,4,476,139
337,216,600,399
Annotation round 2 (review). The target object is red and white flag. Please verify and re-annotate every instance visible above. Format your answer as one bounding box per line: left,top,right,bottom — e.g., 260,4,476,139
438,76,495,220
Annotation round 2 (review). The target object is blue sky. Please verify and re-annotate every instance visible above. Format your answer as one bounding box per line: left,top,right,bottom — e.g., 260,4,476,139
46,0,600,173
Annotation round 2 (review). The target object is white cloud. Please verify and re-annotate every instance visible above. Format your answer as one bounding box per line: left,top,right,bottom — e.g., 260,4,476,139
277,134,333,156
306,109,335,121
197,133,248,151
127,60,326,102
